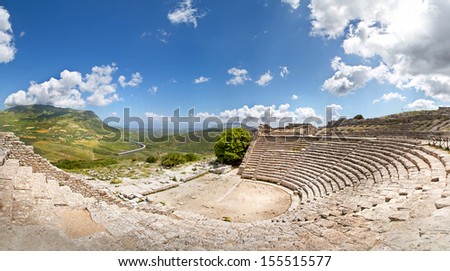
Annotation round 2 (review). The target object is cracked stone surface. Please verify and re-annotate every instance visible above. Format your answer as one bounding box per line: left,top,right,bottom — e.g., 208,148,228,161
2,132,450,250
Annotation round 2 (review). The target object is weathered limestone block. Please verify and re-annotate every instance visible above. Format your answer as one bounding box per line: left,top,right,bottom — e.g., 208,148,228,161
388,211,410,222
435,198,450,209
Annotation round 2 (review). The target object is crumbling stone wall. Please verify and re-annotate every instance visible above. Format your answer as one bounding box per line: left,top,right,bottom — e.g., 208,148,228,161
0,132,128,208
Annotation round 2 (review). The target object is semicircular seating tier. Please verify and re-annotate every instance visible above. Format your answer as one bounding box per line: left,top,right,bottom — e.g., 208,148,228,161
238,135,450,204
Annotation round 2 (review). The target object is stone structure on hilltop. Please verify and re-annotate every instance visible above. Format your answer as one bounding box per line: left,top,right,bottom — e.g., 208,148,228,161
324,107,450,139
258,123,317,136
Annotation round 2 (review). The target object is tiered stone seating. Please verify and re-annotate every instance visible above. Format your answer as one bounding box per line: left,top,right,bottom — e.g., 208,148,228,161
239,135,448,205
429,119,450,131
240,136,309,180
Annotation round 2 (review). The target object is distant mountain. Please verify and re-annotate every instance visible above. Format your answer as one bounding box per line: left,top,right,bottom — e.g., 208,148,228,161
2,104,108,137
0,105,135,161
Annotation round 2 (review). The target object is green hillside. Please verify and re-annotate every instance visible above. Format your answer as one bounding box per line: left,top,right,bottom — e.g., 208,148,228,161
0,105,136,162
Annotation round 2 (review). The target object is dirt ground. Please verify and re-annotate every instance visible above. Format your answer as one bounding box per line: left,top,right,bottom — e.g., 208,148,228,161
56,208,106,238
147,169,293,222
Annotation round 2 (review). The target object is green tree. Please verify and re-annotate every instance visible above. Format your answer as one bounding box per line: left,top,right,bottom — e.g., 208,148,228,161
214,128,252,165
353,114,364,120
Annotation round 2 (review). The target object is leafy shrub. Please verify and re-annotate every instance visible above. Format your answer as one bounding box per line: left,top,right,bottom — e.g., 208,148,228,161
353,114,364,120
159,152,200,168
146,155,158,163
54,158,118,170
184,153,200,162
160,153,187,168
214,128,252,165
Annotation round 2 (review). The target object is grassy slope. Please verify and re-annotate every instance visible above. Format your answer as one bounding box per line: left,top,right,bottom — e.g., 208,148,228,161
0,105,136,162
0,105,218,163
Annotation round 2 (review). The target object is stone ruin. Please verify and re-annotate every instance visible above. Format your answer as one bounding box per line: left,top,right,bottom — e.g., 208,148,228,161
2,128,450,250
325,107,450,139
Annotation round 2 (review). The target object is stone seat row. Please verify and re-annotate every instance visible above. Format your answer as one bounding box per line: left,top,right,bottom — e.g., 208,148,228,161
241,137,447,204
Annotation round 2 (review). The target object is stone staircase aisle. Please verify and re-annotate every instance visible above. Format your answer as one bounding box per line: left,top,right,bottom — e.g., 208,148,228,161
0,156,106,250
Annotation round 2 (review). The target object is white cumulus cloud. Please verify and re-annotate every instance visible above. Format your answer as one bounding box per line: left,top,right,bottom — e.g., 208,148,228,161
148,85,158,94
291,94,298,101
226,67,251,86
194,76,210,84
4,64,125,108
145,112,165,120
219,104,321,125
118,72,143,88
280,66,289,79
373,92,406,104
310,0,450,102
322,57,389,95
405,99,438,111
281,0,300,10
256,70,273,87
0,6,16,63
167,0,205,28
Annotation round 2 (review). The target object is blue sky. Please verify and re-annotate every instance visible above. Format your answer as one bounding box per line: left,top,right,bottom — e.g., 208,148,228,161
1,0,450,125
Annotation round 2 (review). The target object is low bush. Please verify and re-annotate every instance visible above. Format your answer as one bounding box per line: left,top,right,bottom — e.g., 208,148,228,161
159,152,200,168
54,158,118,170
160,153,187,168
145,155,158,163
184,153,200,162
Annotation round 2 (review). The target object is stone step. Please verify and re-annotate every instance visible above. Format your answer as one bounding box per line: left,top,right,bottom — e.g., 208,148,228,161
0,174,13,226
2,159,19,167
11,189,34,225
30,173,50,200
0,149,8,166
11,166,33,191
47,179,69,207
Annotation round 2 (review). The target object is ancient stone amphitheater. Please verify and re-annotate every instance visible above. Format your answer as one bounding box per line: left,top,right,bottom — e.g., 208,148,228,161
2,116,450,250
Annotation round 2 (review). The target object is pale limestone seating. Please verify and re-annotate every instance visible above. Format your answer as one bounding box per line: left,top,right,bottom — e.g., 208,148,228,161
241,171,255,179
317,173,342,192
242,136,448,207
363,145,411,179
282,176,310,201
350,150,392,180
342,155,378,182
412,148,447,179
295,160,347,191
410,149,432,168
285,171,321,198
421,145,450,176
307,144,356,155
304,162,350,190
429,119,450,131
355,146,400,177
240,136,310,180
332,162,365,185
369,144,419,174
404,152,429,172
300,161,354,190
288,167,330,197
